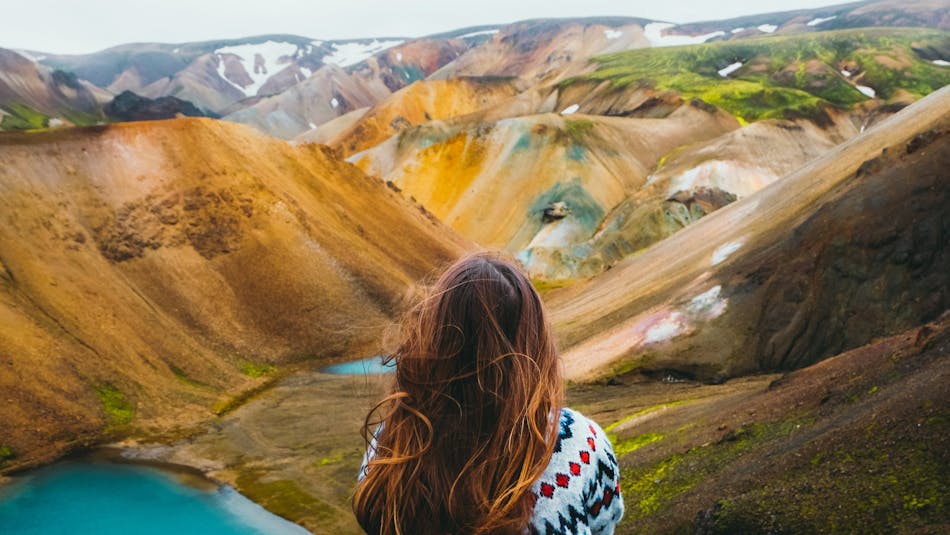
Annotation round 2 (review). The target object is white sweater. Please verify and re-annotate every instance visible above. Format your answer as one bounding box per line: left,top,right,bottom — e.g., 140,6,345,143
528,408,624,534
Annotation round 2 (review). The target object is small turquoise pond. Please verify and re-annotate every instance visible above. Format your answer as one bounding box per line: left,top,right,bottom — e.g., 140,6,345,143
0,461,309,535
322,355,394,375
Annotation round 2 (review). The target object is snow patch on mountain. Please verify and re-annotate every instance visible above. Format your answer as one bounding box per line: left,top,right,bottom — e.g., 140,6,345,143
604,29,623,40
757,24,778,33
687,285,727,319
731,28,745,34
323,40,404,67
14,50,43,62
459,29,499,39
933,60,950,66
645,23,725,47
807,16,836,26
331,98,339,108
667,160,778,198
560,104,580,115
643,313,687,344
216,40,298,96
711,241,743,266
856,85,876,98
718,62,743,77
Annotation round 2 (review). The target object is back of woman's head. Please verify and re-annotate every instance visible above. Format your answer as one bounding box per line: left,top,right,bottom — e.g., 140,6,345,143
354,251,563,535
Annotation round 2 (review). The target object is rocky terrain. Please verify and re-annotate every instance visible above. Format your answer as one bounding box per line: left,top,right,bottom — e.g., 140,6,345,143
348,27,948,281
550,86,950,381
0,1,948,534
0,118,468,471
110,87,949,535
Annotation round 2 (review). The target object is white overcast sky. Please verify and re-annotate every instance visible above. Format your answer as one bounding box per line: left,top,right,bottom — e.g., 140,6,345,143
6,0,849,54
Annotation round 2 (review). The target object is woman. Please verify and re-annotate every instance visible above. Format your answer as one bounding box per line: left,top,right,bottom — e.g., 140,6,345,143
354,252,623,534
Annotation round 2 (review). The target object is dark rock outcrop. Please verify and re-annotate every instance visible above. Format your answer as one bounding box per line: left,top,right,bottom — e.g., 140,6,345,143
105,90,212,122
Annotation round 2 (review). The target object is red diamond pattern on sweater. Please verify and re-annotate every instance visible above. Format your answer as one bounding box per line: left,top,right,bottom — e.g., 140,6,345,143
525,408,624,534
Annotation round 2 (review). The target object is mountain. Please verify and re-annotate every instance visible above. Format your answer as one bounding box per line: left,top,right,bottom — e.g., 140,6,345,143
350,104,737,266
675,0,950,36
223,38,470,139
0,118,468,470
343,27,948,281
304,76,521,156
0,49,107,129
35,35,474,124
547,85,950,381
5,1,947,135
428,18,653,84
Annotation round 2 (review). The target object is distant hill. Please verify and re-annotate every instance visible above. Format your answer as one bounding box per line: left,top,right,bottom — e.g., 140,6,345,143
0,48,107,129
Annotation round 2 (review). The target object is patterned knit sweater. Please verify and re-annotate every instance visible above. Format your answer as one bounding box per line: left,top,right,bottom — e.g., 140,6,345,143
359,407,624,534
528,408,624,535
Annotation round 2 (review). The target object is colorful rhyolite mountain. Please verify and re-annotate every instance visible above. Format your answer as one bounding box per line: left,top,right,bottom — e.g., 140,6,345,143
0,2,948,534
347,27,948,281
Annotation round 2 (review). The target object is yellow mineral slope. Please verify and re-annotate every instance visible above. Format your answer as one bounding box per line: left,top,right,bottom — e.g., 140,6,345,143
548,86,950,381
305,77,520,157
352,103,738,278
0,118,468,470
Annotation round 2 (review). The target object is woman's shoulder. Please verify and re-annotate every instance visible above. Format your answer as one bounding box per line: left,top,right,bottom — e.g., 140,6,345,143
530,407,624,533
551,407,617,477
556,407,611,451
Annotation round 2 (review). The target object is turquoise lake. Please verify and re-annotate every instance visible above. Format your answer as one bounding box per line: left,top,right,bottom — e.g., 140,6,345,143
0,461,310,534
322,355,394,374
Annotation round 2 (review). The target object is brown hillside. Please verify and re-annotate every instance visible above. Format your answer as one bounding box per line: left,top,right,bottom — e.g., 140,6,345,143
431,20,651,85
0,118,468,471
549,86,950,381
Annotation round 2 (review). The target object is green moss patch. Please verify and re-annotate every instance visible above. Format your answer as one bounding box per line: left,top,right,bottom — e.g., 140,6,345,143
704,440,946,534
565,28,950,123
0,444,16,465
0,103,49,130
620,420,806,525
239,360,276,378
605,400,691,434
235,471,338,528
564,119,595,141
614,432,665,457
95,384,134,427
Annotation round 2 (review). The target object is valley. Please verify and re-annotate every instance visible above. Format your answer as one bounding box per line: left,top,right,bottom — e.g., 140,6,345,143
0,1,948,533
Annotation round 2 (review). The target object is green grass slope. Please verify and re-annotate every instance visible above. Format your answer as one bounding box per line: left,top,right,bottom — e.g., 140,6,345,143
566,28,950,123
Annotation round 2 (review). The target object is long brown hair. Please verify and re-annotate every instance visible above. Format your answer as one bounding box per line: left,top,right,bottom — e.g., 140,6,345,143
353,251,563,534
